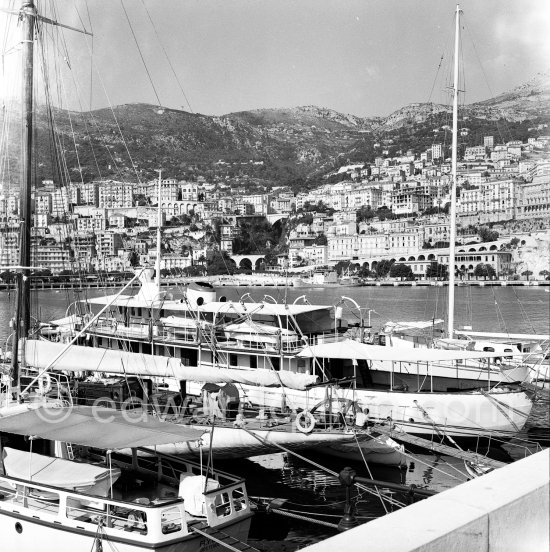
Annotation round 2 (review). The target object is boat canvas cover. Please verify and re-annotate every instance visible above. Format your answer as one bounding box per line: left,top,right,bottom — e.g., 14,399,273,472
454,330,550,342
222,320,296,336
297,339,526,362
23,340,317,390
3,447,120,489
0,406,204,449
85,295,330,317
384,319,444,333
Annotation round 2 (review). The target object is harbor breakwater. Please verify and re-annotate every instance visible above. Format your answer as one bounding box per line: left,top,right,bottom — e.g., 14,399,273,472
0,274,548,291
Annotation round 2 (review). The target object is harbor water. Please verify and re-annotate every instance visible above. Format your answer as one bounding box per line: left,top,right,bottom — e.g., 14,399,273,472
0,285,548,550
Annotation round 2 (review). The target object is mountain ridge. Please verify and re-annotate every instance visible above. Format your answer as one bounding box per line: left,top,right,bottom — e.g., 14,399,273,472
1,70,549,188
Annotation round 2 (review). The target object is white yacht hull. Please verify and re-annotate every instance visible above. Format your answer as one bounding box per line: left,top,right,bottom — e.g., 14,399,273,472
187,382,532,440
317,435,407,466
0,511,251,552
151,424,359,459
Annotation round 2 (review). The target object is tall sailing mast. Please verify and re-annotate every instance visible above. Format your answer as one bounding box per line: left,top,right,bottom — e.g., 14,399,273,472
10,0,36,396
9,1,91,397
447,3,461,339
155,169,162,292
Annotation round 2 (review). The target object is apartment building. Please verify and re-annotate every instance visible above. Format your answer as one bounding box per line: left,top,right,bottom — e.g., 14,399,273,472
431,143,443,160
79,182,99,206
391,189,432,215
34,213,51,228
356,233,390,258
464,146,486,161
220,223,238,254
51,188,71,218
484,136,494,149
73,233,96,270
31,244,73,274
421,219,450,246
516,176,550,220
241,194,272,215
388,231,421,256
34,193,52,214
270,196,293,213
76,215,107,233
98,182,133,209
327,234,358,260
109,213,127,229
0,229,19,267
289,244,328,266
459,179,517,218
438,250,512,280
96,231,124,256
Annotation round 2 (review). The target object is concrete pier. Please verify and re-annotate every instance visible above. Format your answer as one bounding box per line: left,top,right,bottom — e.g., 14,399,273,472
303,449,549,552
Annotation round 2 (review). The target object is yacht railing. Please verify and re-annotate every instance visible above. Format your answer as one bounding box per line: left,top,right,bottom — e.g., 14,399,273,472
0,473,188,542
85,313,349,354
111,448,251,529
0,448,251,540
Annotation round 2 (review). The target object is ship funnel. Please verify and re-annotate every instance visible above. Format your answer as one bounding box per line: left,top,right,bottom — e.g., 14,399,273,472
135,268,165,303
186,281,217,308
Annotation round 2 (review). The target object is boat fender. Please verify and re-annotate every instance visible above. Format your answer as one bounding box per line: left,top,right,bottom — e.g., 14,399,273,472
38,373,52,395
295,411,315,434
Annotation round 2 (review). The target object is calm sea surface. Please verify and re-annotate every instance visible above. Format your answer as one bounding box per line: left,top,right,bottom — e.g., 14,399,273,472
0,285,548,549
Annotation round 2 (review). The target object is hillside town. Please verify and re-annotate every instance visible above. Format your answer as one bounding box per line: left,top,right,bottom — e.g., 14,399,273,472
1,134,549,282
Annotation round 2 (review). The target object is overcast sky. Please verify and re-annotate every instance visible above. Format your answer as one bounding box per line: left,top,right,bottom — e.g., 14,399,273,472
2,0,549,117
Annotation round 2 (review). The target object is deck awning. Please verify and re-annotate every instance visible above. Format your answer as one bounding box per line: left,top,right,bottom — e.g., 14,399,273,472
454,330,550,342
297,339,523,362
23,340,318,390
84,295,331,316
383,319,444,333
0,406,204,449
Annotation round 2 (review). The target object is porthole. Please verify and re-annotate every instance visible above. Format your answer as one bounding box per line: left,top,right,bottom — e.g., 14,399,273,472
15,522,23,534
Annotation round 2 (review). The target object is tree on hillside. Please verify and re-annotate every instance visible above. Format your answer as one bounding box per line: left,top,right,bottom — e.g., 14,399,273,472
539,269,550,281
521,270,533,281
357,265,372,278
263,252,278,267
314,233,327,246
375,259,394,278
390,263,413,280
128,250,140,267
478,227,499,243
206,251,237,275
0,271,15,283
356,205,375,222
301,200,333,214
474,263,496,280
376,207,396,221
422,204,450,216
183,265,204,277
335,261,358,275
